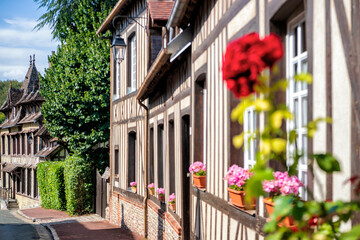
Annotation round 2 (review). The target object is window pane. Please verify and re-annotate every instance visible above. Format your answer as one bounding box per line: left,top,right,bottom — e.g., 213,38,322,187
301,134,307,165
293,29,298,57
302,97,307,127
293,63,298,92
301,22,306,53
294,98,299,128
301,60,308,90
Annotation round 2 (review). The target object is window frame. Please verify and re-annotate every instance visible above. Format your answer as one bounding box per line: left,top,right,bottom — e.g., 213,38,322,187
243,106,257,169
286,13,308,199
127,34,137,94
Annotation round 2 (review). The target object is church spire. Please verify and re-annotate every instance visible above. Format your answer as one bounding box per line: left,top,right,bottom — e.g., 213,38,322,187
30,55,32,66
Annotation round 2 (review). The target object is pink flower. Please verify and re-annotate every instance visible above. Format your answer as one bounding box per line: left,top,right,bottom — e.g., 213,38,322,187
189,161,206,175
156,188,165,195
130,182,137,187
224,164,252,189
148,183,155,189
168,193,175,203
262,171,304,197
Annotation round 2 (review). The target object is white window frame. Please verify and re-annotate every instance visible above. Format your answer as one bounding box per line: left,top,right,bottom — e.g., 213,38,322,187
244,106,257,169
286,13,308,199
113,59,120,101
127,34,136,94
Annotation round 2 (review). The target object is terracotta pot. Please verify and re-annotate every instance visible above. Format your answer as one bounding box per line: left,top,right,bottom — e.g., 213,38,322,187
263,198,295,227
158,194,165,202
193,174,206,188
131,187,137,193
169,202,176,211
227,188,256,210
149,188,155,196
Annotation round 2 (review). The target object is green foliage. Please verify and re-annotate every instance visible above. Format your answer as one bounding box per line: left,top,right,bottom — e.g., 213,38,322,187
39,0,114,155
312,153,341,173
37,161,66,210
64,154,93,215
34,0,117,41
0,80,22,123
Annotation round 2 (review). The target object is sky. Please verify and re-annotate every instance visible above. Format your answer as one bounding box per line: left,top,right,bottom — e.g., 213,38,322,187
0,0,59,82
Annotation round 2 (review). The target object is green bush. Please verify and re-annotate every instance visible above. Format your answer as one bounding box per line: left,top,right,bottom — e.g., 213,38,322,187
64,154,93,215
37,161,66,210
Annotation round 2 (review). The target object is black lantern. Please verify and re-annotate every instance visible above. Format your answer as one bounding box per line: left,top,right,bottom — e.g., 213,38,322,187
111,34,126,62
27,134,33,145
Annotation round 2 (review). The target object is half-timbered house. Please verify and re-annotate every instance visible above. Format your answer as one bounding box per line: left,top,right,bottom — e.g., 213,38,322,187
99,0,359,239
0,56,68,209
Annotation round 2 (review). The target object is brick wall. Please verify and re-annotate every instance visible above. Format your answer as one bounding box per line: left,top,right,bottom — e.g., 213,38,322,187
110,191,144,236
148,200,181,240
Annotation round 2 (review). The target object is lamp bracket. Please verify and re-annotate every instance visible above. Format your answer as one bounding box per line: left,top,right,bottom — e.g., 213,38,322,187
112,15,146,31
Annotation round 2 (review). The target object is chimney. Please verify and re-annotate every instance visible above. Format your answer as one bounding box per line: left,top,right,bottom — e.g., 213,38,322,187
30,55,32,66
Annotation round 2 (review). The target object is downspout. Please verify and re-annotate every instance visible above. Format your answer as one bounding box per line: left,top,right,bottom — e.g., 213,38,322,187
138,98,149,238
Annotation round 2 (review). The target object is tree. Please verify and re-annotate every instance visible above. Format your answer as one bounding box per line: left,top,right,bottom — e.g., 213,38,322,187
39,0,115,155
34,0,116,41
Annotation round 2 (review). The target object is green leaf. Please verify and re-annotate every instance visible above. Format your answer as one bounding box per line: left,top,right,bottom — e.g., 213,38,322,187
340,224,360,240
233,132,244,149
312,153,341,173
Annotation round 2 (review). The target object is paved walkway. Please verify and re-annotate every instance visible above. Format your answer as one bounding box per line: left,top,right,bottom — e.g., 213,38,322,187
19,207,143,240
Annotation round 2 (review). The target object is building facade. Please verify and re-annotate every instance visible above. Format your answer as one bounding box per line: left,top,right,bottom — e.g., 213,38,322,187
0,56,68,209
98,0,359,239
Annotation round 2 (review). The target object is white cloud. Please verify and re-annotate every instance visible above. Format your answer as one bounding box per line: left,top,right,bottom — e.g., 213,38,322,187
0,17,59,81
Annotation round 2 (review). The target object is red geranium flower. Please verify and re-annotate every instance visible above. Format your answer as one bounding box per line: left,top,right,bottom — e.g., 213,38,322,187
222,32,283,98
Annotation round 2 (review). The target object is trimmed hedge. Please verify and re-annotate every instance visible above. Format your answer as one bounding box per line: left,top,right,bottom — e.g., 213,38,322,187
37,161,66,210
64,154,93,215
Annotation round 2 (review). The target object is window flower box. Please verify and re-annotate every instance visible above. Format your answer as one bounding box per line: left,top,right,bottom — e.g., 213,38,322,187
189,161,206,188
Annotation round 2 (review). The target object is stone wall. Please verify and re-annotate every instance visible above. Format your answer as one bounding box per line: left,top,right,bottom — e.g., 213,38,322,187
148,200,181,240
110,191,144,236
15,194,40,209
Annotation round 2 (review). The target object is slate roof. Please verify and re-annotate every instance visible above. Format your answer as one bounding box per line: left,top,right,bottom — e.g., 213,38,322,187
0,88,24,111
148,1,174,21
35,144,61,158
34,126,49,136
18,111,42,124
0,106,23,128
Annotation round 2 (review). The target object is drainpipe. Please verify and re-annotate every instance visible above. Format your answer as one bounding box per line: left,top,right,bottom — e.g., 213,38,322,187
138,99,149,238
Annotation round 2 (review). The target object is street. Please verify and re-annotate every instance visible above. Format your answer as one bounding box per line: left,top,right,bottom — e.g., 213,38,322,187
0,210,51,240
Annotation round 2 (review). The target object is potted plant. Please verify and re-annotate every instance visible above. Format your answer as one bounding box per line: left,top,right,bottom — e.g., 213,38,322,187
168,193,176,211
148,183,155,196
156,188,165,202
224,164,255,209
262,171,304,227
130,182,137,193
189,161,206,188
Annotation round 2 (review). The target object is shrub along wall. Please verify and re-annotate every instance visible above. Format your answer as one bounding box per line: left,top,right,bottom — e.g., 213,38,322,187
37,161,66,210
64,154,93,215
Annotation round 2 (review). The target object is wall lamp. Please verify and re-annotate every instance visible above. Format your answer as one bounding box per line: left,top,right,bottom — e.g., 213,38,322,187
111,34,126,62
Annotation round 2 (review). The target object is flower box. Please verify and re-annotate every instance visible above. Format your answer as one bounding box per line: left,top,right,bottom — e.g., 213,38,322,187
193,174,206,188
149,188,155,196
131,186,137,193
169,202,176,211
158,194,165,202
228,187,256,210
263,198,295,227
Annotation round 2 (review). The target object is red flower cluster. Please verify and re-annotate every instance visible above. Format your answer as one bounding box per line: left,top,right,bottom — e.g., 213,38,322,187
222,32,283,98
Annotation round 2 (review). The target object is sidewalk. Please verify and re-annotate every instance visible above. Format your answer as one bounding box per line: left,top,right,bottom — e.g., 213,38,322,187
18,207,144,240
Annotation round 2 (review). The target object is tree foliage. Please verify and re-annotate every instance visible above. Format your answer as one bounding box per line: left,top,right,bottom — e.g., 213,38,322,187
34,0,117,41
39,0,115,154
0,80,22,123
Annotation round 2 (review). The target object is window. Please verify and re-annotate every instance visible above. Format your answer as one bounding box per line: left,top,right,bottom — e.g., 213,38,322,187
27,169,31,196
21,168,25,194
113,57,120,100
17,135,20,155
114,149,119,177
21,134,25,154
158,124,165,188
127,34,136,94
27,134,31,155
128,132,136,186
33,136,38,154
244,107,257,169
287,15,308,199
34,170,38,198
7,136,10,155
168,120,175,195
194,77,206,164
149,127,155,184
12,136,15,155
1,136,4,155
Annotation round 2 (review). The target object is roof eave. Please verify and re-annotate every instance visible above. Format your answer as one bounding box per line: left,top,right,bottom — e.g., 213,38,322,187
136,49,170,101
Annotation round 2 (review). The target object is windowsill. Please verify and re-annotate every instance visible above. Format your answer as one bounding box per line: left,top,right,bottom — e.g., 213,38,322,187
228,202,256,217
167,204,181,223
149,195,166,211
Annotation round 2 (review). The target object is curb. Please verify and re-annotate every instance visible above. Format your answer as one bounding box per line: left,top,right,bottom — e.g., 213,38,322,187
17,210,59,240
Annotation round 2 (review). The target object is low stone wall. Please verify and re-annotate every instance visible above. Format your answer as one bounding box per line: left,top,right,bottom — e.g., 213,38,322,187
15,194,40,209
110,191,144,236
147,200,181,240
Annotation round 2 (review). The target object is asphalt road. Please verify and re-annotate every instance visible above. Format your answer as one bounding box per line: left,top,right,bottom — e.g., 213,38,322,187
0,210,41,240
